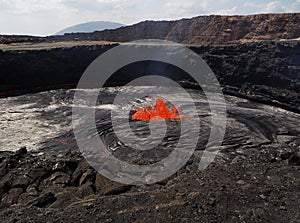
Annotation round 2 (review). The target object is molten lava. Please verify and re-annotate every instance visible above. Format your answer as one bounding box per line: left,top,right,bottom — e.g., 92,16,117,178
132,98,182,121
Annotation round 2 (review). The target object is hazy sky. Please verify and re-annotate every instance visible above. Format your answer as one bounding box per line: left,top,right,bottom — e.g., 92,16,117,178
0,0,299,36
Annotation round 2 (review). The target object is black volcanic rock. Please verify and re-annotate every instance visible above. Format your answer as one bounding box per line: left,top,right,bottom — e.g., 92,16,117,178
0,35,43,44
0,141,299,222
0,44,117,93
0,41,299,112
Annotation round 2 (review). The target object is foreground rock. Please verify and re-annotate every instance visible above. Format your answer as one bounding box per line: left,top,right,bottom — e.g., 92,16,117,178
0,144,299,222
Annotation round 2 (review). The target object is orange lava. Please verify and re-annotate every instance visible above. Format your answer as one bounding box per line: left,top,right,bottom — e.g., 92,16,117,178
132,98,183,121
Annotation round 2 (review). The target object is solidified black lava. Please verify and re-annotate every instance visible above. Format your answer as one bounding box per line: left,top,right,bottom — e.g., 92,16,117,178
0,140,299,222
0,41,299,112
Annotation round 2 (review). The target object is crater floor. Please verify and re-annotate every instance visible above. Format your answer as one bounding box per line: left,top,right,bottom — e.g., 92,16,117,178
0,87,299,222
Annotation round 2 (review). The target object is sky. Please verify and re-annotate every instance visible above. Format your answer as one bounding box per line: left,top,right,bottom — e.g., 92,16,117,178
0,0,299,36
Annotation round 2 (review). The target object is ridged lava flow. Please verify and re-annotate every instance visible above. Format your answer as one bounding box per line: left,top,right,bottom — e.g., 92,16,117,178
132,98,182,121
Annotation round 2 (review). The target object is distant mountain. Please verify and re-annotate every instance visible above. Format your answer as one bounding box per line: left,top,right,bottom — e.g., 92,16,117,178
55,21,124,35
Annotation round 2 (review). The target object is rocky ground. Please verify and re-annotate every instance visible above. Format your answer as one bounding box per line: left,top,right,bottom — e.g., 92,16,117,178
0,139,299,222
0,87,299,222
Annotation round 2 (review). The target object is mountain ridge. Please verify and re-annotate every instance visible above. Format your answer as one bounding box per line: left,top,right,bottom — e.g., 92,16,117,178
0,13,299,44
57,13,300,44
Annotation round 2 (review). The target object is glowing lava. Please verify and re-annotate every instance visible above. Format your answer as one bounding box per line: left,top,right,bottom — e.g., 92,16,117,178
132,98,183,121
